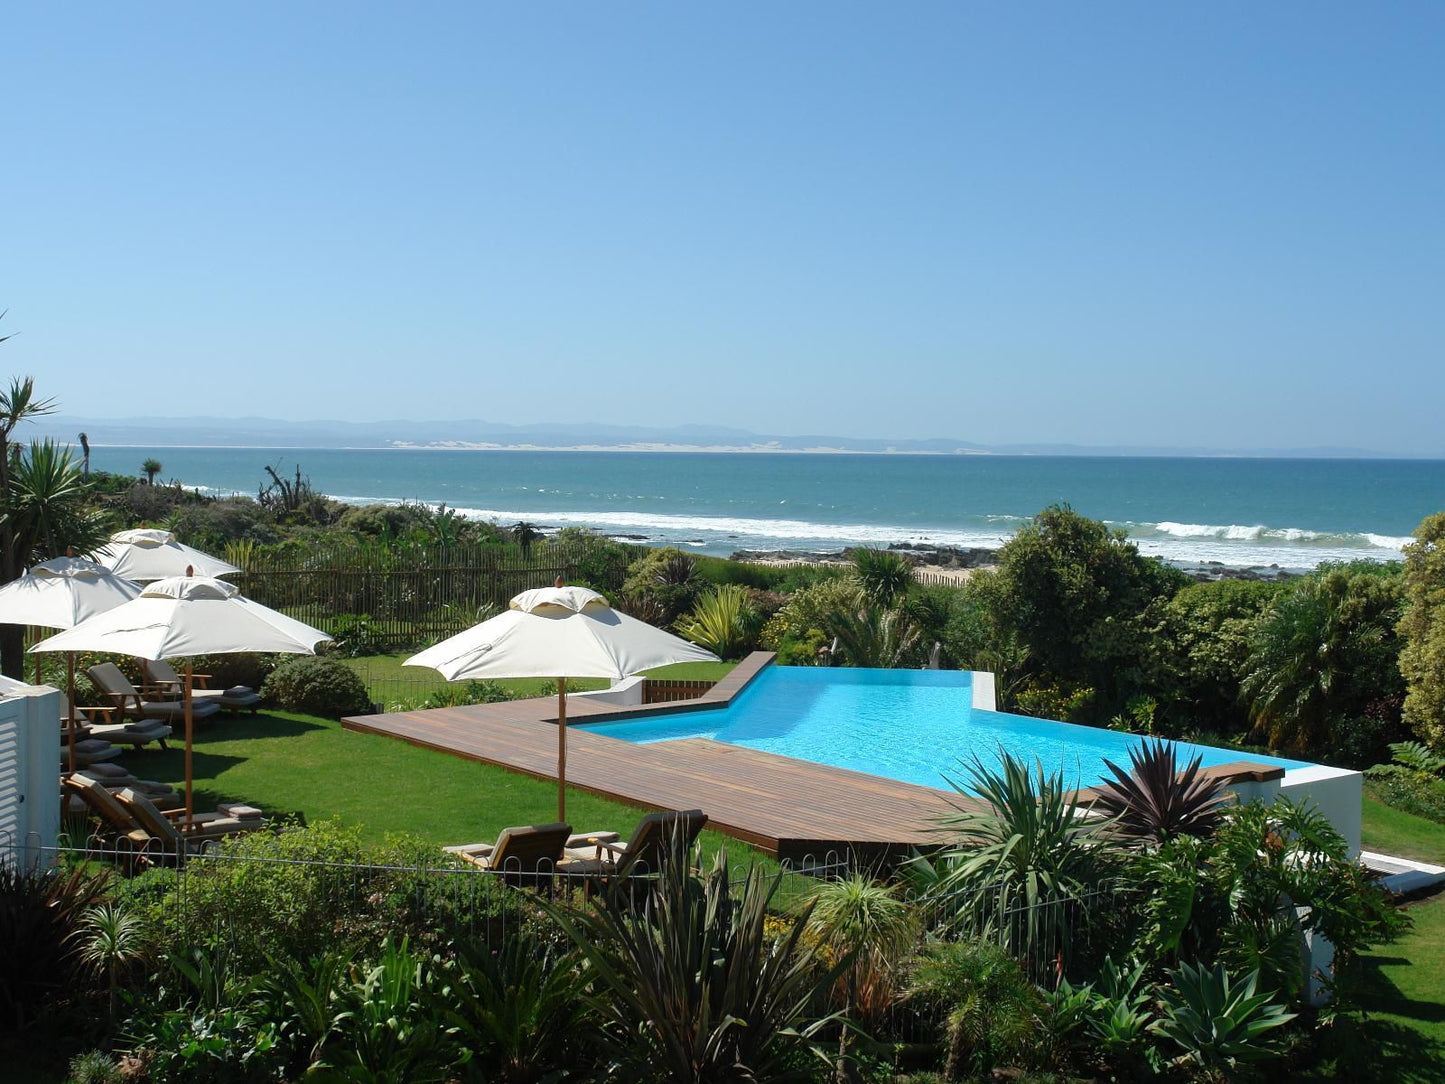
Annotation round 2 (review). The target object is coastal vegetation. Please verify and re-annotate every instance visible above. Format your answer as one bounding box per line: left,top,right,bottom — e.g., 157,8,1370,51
4,378,1445,1081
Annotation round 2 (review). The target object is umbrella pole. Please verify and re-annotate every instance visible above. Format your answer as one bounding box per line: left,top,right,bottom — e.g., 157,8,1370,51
66,652,76,772
557,677,567,823
185,663,194,830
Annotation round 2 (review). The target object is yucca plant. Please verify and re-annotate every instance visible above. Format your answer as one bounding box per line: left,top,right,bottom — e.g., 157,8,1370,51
74,902,148,1040
676,583,758,659
1091,738,1229,844
543,845,846,1082
912,752,1119,975
1152,962,1295,1070
851,547,914,609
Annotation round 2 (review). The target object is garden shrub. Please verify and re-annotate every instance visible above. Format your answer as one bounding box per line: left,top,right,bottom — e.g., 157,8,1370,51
621,546,704,624
1013,678,1097,723
123,822,555,975
261,655,372,717
327,612,393,657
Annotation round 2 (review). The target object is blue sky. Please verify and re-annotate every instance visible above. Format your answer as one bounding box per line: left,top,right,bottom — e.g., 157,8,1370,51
6,4,1443,453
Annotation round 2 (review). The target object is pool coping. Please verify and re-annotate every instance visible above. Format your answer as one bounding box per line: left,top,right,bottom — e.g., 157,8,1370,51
344,652,1326,858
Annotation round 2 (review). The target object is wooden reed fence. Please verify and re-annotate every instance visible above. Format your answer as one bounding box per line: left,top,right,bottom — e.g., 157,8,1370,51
232,539,634,650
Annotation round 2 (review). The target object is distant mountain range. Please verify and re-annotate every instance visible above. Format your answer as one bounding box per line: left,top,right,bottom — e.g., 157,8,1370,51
27,414,1398,459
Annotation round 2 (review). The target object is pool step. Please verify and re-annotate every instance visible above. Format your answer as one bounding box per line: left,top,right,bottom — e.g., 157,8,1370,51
1361,851,1445,896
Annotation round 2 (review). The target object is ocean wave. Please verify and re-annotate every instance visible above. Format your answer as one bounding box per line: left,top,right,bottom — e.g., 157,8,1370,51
1131,521,1411,550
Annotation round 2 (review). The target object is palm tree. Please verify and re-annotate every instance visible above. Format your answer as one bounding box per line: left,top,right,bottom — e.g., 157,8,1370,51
805,874,918,1081
141,457,162,485
0,376,60,676
511,520,542,558
77,432,90,478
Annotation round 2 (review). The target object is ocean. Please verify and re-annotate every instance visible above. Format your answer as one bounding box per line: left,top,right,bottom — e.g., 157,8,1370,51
88,447,1443,571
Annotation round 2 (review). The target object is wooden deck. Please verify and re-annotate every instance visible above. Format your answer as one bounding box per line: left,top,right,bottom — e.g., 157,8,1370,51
344,653,963,860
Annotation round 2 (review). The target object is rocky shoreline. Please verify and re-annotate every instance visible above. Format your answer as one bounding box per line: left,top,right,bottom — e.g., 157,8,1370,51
729,543,1299,583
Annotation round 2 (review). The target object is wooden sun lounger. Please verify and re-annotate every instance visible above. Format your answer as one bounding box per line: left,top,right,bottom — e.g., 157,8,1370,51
444,822,573,886
143,659,262,713
87,662,222,726
563,808,708,878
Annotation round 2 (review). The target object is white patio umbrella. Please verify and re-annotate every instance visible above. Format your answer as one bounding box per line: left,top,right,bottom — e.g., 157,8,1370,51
34,575,332,824
96,528,241,583
0,556,143,769
405,582,718,821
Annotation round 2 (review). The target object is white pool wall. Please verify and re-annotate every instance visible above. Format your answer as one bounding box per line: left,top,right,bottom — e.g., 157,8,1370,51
1227,764,1363,858
970,670,996,711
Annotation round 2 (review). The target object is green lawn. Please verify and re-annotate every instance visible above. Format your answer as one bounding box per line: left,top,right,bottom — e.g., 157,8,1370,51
119,705,759,865
1363,790,1445,866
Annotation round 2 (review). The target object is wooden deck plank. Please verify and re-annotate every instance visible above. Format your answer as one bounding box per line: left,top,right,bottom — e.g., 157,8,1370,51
343,661,962,860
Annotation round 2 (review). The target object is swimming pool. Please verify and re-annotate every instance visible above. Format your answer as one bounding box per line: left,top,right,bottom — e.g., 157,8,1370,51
579,666,1311,791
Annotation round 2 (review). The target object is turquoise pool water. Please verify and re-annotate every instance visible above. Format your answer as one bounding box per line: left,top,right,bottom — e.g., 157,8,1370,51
579,666,1311,791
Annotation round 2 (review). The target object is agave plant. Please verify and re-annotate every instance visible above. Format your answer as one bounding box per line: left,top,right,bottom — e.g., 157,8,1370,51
1086,956,1154,1059
543,845,845,1082
913,752,1118,974
1152,962,1295,1070
1091,738,1229,844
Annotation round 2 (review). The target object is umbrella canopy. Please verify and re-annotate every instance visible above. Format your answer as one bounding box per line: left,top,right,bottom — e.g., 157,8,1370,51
406,584,717,820
407,585,718,681
96,528,241,584
0,556,144,768
0,556,142,630
34,576,333,824
33,576,330,660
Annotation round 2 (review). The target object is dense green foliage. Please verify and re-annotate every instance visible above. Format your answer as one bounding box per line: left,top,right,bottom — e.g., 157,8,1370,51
969,505,1189,721
260,655,373,718
1241,562,1406,757
1400,512,1445,747
1146,578,1285,734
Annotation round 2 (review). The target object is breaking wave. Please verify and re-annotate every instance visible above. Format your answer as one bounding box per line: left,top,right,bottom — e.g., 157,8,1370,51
328,494,1407,569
